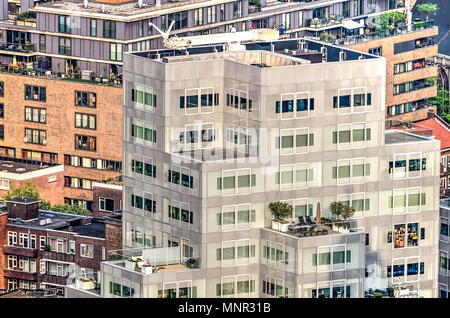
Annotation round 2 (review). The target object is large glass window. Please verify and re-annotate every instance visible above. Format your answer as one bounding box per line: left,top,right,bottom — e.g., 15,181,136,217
103,20,116,39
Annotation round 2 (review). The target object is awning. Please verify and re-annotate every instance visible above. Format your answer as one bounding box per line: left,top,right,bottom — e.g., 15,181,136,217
342,20,365,30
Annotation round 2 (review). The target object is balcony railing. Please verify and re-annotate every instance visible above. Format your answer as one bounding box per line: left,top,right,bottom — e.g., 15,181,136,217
67,272,101,295
107,246,199,275
40,273,70,286
2,245,38,257
306,16,343,28
338,20,435,46
3,269,37,281
0,42,35,53
41,250,75,263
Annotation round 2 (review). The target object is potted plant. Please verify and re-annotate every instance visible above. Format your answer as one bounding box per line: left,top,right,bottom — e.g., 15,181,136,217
304,231,311,237
43,244,51,251
76,276,96,290
269,201,293,232
415,3,439,22
186,258,197,269
311,230,317,236
141,263,153,274
329,201,355,233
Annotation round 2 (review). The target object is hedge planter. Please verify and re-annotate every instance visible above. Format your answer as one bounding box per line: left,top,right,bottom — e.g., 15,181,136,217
272,220,289,233
141,266,153,274
76,278,96,290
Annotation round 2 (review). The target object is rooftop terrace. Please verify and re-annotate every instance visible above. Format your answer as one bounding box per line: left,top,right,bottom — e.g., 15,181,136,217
105,246,199,275
134,38,378,64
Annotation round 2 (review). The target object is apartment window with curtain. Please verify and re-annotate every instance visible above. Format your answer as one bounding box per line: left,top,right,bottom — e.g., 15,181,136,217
0,125,3,140
39,34,46,52
103,20,116,38
25,85,46,101
138,20,143,37
233,1,242,19
0,103,3,118
353,0,358,16
194,9,203,26
342,1,350,18
25,128,46,145
25,107,46,123
75,135,96,151
282,13,290,29
219,4,225,21
75,113,96,130
207,6,216,24
59,16,71,33
110,43,122,61
58,37,71,55
91,19,97,37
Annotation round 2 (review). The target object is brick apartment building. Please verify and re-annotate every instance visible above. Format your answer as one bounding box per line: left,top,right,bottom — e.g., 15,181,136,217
0,197,122,296
92,181,122,218
0,72,123,211
0,156,64,204
346,23,439,122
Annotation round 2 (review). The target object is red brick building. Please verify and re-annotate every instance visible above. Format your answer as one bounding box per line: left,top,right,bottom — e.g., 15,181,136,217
0,72,123,211
92,181,122,218
0,157,64,205
0,197,121,295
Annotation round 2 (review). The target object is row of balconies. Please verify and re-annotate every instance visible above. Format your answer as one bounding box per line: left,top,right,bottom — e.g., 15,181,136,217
2,245,75,262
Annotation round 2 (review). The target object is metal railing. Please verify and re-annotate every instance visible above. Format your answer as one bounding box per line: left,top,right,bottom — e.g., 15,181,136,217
338,20,435,46
0,42,35,53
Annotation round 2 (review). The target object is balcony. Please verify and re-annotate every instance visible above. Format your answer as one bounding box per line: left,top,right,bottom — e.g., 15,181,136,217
40,273,70,286
3,269,37,281
337,21,436,46
41,250,75,263
66,273,100,296
106,246,199,275
2,245,38,257
305,16,343,30
0,42,36,54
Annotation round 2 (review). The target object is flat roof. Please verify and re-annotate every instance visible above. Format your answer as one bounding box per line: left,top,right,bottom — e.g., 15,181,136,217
4,197,40,205
133,38,378,64
384,130,434,145
0,156,59,174
6,208,106,239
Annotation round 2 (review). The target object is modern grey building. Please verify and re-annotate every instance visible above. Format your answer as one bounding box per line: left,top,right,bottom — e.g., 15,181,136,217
92,37,441,298
0,0,409,77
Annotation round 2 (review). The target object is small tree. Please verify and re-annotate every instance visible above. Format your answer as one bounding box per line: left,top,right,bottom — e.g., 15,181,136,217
269,202,293,222
3,181,40,200
329,201,355,222
415,3,439,21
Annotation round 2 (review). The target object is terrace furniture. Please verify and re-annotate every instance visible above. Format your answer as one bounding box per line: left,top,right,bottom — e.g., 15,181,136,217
298,216,306,225
306,216,315,224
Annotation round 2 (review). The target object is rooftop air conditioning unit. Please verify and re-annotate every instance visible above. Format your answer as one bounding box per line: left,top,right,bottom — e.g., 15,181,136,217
39,219,47,226
45,218,52,224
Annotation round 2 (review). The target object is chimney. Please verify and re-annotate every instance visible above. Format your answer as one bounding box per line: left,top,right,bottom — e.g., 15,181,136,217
155,0,161,7
427,109,435,119
138,0,143,7
83,0,88,8
5,198,40,221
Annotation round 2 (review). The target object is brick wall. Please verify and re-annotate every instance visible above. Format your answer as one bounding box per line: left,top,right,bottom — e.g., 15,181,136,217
92,184,122,218
105,218,122,254
0,73,123,204
0,212,8,290
0,169,65,205
347,27,439,116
